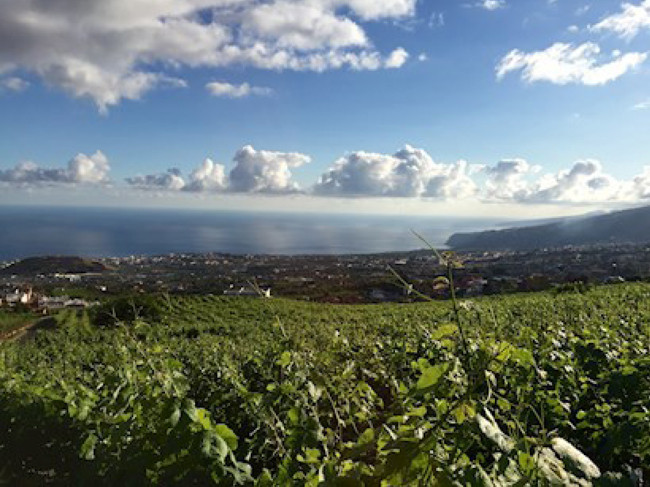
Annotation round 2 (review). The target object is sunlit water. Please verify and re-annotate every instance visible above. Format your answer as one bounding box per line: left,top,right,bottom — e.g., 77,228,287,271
0,206,505,259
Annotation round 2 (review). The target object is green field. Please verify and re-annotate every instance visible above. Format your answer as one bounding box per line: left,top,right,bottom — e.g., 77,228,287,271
0,310,35,335
1,285,649,485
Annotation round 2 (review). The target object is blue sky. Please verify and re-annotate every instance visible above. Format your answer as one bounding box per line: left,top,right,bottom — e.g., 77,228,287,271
1,0,650,216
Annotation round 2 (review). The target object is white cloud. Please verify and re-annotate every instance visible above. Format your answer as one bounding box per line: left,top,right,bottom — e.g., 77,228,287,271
68,151,111,183
125,169,187,191
525,159,627,203
496,42,647,86
124,146,308,194
9,145,650,207
591,0,650,40
0,151,110,186
0,0,414,111
186,158,228,191
0,76,29,92
206,81,272,98
125,159,228,192
477,0,506,11
229,145,310,193
424,160,478,199
484,159,541,201
384,47,409,68
334,0,415,20
633,166,650,198
314,145,477,199
241,1,367,50
632,98,650,109
483,158,641,204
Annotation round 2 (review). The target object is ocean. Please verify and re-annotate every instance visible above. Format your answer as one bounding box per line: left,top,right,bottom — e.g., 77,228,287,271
0,206,502,260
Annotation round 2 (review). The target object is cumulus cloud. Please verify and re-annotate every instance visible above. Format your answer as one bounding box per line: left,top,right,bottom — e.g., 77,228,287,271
497,42,647,86
0,151,110,186
482,158,640,204
591,0,650,40
477,0,506,11
125,159,228,192
124,146,307,194
9,145,650,207
384,47,409,68
125,168,187,191
484,159,541,201
314,145,477,199
187,158,228,191
527,160,626,203
425,160,478,199
0,0,414,110
206,81,273,97
229,145,310,193
240,1,367,50
336,0,415,20
0,77,29,92
633,166,650,198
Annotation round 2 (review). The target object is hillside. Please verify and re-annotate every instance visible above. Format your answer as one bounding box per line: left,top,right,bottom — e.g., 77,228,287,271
447,204,650,250
0,256,109,275
1,286,649,484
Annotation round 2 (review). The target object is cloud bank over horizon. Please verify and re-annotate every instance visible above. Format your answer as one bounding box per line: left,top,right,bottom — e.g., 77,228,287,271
126,145,311,194
4,145,650,207
0,151,110,186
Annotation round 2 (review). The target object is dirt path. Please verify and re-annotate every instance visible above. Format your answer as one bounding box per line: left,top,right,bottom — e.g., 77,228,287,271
0,317,56,343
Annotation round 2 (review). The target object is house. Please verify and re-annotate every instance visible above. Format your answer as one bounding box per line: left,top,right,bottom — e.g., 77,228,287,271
20,288,33,304
37,296,68,311
603,275,625,284
2,288,34,307
461,277,488,296
223,285,271,298
64,298,93,309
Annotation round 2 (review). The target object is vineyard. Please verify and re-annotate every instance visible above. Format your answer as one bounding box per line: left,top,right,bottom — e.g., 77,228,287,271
1,284,649,485
0,310,35,335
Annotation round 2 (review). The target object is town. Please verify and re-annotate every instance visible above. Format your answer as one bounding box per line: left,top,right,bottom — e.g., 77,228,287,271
0,287,99,313
2,242,649,306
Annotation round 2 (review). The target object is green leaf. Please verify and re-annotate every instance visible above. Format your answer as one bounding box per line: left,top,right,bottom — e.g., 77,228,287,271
406,406,428,418
195,408,213,430
518,452,535,475
80,433,97,461
287,407,300,425
214,434,229,463
430,324,457,341
453,402,476,424
277,351,292,367
358,427,375,445
417,363,449,390
170,405,181,427
304,448,321,464
214,424,239,450
497,398,511,412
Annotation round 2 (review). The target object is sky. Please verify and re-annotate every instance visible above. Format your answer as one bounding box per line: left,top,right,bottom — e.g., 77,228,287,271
1,0,650,217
